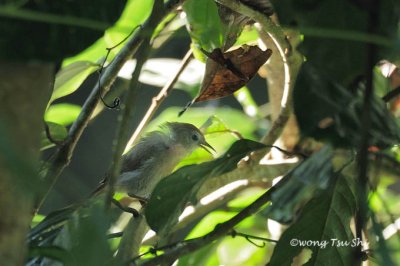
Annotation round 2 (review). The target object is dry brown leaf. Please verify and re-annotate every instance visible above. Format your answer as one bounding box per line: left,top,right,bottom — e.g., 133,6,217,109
195,45,272,102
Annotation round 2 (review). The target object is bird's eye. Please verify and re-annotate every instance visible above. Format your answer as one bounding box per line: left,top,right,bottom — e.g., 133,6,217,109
192,134,199,141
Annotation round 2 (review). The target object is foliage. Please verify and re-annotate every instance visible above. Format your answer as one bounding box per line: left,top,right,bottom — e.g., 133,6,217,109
2,0,400,265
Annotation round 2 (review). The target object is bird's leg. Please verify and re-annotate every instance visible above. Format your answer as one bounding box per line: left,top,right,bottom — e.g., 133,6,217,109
111,198,139,217
127,193,149,207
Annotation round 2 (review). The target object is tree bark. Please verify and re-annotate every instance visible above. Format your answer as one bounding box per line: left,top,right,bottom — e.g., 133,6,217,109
0,63,54,265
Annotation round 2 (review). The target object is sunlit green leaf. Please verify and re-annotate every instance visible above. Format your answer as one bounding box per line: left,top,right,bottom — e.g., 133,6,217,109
31,214,45,227
50,61,99,103
104,0,154,56
234,27,259,46
62,38,107,67
145,139,266,235
218,237,263,266
45,103,81,126
63,0,153,66
178,242,221,266
183,0,224,51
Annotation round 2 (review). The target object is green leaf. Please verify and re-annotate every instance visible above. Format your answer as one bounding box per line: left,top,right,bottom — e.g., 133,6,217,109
271,0,400,86
29,205,77,246
45,103,81,126
183,0,224,51
104,0,154,55
294,63,400,148
41,122,68,151
31,214,45,227
234,27,259,47
265,145,334,223
28,246,72,264
268,174,357,266
63,38,108,66
145,139,266,235
63,203,114,265
50,61,99,103
63,0,154,66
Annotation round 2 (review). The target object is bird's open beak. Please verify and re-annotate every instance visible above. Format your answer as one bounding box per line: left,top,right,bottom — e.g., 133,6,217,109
199,140,216,154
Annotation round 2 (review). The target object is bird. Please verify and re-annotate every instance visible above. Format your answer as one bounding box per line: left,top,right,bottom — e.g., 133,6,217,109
93,122,215,201
28,122,215,263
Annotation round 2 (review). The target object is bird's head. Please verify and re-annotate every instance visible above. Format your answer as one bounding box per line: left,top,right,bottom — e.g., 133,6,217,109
166,122,215,154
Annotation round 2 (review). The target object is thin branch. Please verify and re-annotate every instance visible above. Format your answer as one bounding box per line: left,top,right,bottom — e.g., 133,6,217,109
230,230,278,244
108,232,123,239
36,0,184,211
105,0,166,208
135,185,277,266
354,4,379,264
125,49,193,152
382,86,400,102
97,25,143,109
44,123,66,146
139,230,277,262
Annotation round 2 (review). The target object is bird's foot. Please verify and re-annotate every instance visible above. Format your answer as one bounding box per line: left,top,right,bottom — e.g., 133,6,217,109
111,198,139,217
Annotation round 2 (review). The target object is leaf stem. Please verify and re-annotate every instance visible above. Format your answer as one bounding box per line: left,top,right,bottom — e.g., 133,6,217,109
125,49,193,152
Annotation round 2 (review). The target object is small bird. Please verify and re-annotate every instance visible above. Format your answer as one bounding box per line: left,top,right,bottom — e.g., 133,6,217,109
93,122,215,201
29,122,214,256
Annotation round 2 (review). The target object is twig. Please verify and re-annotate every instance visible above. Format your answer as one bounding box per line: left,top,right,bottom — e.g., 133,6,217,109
354,4,379,264
230,230,278,245
382,86,400,102
97,25,144,109
125,49,193,151
44,122,66,146
135,185,277,266
35,0,184,212
108,232,123,239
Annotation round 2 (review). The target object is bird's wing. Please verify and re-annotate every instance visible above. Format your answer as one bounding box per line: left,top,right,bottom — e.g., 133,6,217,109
121,139,166,173
92,133,169,195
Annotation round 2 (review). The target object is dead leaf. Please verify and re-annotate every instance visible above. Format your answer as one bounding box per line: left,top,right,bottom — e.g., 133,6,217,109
195,45,272,102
